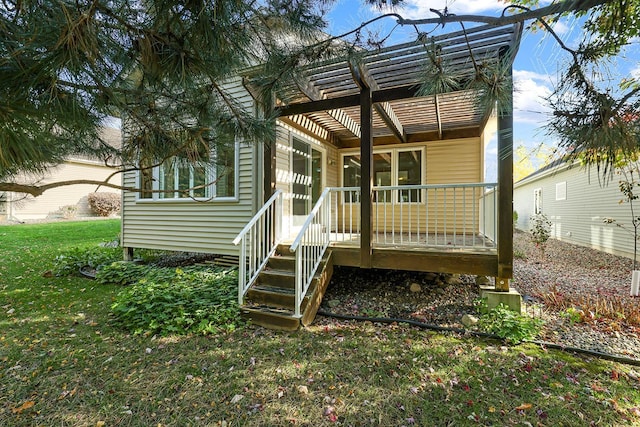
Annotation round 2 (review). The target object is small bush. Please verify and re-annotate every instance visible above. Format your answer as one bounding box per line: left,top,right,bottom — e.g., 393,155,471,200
60,204,78,219
530,213,551,246
53,246,122,276
110,267,242,335
478,303,544,343
87,192,121,217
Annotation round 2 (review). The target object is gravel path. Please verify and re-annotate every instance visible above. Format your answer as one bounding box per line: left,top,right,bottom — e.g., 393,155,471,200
319,232,640,360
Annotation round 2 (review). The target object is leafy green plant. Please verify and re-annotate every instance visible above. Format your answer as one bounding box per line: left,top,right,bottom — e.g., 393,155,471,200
530,213,552,258
513,249,527,260
110,267,242,335
53,246,121,276
478,303,544,343
95,261,151,285
562,307,584,324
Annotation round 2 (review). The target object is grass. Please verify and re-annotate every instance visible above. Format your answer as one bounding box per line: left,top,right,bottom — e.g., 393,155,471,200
1,220,640,426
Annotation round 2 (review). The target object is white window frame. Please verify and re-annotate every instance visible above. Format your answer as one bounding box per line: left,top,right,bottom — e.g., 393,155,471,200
533,187,542,214
136,141,239,202
555,181,567,201
340,146,426,203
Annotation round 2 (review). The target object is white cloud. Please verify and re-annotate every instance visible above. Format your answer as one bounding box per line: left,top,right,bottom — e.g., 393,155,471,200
386,0,505,20
513,69,554,125
631,66,640,79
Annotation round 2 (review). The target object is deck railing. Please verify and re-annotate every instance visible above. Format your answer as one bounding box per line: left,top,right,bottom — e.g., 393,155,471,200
289,187,332,317
329,183,498,249
232,190,283,305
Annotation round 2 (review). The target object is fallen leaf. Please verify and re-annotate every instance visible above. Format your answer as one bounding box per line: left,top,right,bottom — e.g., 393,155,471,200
96,422,106,427
611,370,620,381
12,401,35,414
515,403,532,411
230,394,244,404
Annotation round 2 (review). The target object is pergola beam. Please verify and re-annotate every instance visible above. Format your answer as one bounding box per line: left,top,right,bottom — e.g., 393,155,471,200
295,79,361,138
434,94,443,139
349,60,407,143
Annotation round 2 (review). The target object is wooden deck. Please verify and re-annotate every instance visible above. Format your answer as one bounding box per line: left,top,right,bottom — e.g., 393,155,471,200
282,231,498,277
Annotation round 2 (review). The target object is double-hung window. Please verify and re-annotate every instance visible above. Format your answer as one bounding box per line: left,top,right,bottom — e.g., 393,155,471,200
342,147,424,203
138,140,237,201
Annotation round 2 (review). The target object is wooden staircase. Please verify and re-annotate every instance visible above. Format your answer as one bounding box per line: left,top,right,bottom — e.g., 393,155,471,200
241,244,334,331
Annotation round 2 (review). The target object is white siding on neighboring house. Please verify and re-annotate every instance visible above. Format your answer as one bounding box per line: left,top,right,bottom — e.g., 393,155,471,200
5,159,121,221
121,78,260,256
514,163,636,259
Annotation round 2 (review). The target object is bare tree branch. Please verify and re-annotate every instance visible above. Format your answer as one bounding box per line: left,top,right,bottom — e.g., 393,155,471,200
397,0,609,27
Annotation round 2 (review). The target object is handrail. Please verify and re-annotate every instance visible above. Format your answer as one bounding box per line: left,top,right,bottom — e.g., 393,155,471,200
232,190,283,305
290,187,332,251
233,189,283,245
289,187,333,317
372,183,497,190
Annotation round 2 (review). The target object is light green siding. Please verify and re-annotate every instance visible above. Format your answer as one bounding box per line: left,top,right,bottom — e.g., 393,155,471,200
121,78,259,256
514,163,636,260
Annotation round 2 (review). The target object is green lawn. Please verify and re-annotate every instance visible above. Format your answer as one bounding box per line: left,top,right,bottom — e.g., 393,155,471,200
1,220,639,426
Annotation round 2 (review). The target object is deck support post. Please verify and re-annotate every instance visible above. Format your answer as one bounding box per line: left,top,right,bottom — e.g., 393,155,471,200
360,85,373,268
495,46,514,292
263,94,277,202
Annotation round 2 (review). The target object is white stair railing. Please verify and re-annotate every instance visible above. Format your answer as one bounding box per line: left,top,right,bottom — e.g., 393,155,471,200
289,187,332,317
232,190,283,305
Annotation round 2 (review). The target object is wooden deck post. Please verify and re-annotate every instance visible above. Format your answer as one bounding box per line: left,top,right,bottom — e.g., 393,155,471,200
263,97,277,202
496,47,514,291
360,86,373,268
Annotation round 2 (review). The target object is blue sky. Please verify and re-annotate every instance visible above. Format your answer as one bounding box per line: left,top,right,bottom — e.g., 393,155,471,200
325,0,640,179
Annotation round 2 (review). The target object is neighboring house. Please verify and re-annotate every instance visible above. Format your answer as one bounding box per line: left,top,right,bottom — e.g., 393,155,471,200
514,160,636,260
121,23,523,329
0,127,122,222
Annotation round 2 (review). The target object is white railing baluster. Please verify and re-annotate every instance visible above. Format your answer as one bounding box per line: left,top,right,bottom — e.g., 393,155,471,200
233,190,284,305
290,187,339,317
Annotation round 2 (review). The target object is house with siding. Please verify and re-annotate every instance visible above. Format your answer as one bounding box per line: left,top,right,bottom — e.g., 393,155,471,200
0,127,122,222
514,160,636,260
121,23,523,329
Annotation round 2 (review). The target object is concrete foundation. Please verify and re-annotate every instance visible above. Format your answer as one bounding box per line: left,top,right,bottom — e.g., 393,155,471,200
479,286,522,313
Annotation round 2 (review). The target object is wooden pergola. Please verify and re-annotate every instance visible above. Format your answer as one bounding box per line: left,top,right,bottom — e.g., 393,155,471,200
264,23,523,290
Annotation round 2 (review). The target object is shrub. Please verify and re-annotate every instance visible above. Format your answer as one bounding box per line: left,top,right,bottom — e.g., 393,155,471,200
530,213,551,246
87,192,121,217
53,246,122,276
60,204,78,219
478,303,544,343
110,267,242,335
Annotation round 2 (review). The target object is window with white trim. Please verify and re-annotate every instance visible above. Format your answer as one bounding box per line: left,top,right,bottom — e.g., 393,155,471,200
342,147,424,202
138,141,237,201
533,188,542,214
555,181,566,201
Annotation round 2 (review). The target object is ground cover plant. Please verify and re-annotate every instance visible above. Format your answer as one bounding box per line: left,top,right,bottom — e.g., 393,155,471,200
1,221,640,426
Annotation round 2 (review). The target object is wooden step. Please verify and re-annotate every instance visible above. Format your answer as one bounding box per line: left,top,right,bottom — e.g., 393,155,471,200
267,255,296,271
258,269,295,289
246,284,315,310
276,244,293,256
241,251,334,330
241,306,301,331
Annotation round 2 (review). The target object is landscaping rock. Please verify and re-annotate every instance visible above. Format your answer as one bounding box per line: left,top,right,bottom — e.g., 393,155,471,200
461,314,478,327
409,283,422,293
